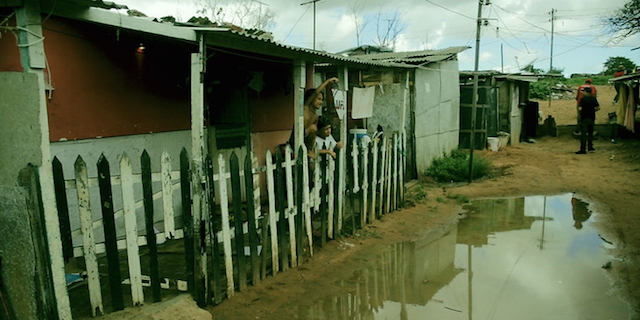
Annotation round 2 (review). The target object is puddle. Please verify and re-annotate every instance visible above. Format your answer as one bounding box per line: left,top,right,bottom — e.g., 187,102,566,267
292,193,630,319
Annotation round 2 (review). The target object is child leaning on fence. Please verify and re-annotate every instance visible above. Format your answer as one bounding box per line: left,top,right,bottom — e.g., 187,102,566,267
315,115,343,159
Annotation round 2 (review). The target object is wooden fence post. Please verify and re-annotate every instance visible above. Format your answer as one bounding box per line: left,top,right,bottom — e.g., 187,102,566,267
205,156,223,304
361,142,369,226
370,140,378,222
295,147,304,265
51,157,73,263
244,154,260,286
275,149,289,271
265,150,279,273
284,146,297,267
161,151,176,239
141,151,161,302
96,154,124,312
320,153,328,247
229,152,247,292
217,154,235,298
180,148,195,296
74,156,104,316
120,152,144,306
301,146,313,256
327,155,335,239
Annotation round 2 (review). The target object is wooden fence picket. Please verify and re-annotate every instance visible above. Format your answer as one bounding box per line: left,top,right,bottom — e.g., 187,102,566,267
141,151,162,302
205,156,223,304
284,146,297,267
229,152,247,292
301,146,313,256
386,136,393,214
180,148,194,294
378,138,386,218
161,151,176,239
320,153,327,246
74,156,104,316
361,142,369,226
217,154,235,298
265,150,279,273
327,155,335,239
370,140,378,222
120,153,144,306
295,148,304,264
96,154,124,312
243,154,260,286
391,133,398,211
52,157,73,263
275,149,289,271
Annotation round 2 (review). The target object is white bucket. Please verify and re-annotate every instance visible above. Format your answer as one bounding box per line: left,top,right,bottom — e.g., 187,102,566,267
487,137,500,151
349,128,368,143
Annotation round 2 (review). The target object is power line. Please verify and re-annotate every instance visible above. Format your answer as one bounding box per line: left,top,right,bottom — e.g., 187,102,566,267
282,4,311,43
491,3,549,33
422,0,476,20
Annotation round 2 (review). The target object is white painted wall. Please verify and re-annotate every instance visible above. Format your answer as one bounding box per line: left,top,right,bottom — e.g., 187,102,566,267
414,61,461,176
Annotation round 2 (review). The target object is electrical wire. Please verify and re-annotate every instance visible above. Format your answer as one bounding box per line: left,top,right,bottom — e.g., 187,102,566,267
422,0,476,21
282,5,311,43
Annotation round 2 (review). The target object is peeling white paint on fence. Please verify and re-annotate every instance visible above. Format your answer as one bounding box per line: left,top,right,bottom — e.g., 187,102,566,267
47,130,406,318
217,154,235,299
120,153,145,306
284,146,298,267
74,157,104,316
265,149,279,273
161,151,176,239
327,156,335,239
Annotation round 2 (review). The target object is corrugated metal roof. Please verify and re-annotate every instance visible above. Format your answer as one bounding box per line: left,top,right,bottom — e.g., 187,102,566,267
199,27,417,69
65,0,127,10
350,46,470,64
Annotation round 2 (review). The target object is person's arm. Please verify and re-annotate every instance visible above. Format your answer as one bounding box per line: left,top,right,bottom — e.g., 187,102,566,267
304,77,339,106
317,148,337,159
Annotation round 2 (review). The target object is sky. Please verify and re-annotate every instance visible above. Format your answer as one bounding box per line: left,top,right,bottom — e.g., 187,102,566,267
111,0,639,77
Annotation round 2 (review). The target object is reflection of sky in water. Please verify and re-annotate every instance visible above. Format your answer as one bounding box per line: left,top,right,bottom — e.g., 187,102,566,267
301,194,630,320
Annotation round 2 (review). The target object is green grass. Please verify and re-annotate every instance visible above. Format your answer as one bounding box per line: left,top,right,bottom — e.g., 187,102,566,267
426,149,492,183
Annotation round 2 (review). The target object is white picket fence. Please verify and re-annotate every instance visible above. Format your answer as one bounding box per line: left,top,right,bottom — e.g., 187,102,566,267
49,131,406,318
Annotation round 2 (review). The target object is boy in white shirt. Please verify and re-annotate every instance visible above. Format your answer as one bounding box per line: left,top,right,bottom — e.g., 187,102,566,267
315,116,343,159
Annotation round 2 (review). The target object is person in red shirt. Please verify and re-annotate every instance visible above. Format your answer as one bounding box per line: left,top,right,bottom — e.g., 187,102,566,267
574,78,597,133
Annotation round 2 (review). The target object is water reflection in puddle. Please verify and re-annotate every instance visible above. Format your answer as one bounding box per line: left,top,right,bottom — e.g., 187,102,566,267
300,193,629,320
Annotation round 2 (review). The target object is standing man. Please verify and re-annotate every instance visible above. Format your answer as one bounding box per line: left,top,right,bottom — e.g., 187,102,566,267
575,86,600,154
574,78,597,134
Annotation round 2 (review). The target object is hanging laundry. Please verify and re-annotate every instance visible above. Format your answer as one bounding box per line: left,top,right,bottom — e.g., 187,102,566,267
351,86,375,119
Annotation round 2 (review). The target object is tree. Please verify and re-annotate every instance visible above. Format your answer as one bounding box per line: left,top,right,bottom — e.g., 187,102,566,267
374,9,406,51
605,0,640,41
603,56,637,74
196,0,276,31
348,0,370,46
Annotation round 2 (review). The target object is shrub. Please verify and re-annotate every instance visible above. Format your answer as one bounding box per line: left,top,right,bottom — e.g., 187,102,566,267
426,149,492,182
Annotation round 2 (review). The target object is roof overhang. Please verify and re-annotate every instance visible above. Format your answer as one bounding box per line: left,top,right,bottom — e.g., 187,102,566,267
609,72,640,83
38,1,414,70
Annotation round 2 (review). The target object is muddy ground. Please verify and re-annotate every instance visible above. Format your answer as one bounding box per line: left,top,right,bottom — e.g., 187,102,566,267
99,84,640,319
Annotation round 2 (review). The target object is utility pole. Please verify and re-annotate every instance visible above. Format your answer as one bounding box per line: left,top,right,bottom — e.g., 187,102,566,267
468,0,488,183
301,0,322,50
548,8,556,109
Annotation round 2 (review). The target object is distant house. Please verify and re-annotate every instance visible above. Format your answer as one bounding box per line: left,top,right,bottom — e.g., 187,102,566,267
336,47,470,178
459,71,540,149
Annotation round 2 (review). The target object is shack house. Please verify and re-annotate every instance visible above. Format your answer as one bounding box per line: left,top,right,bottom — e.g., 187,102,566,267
459,71,539,149
337,47,470,178
1,1,417,318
